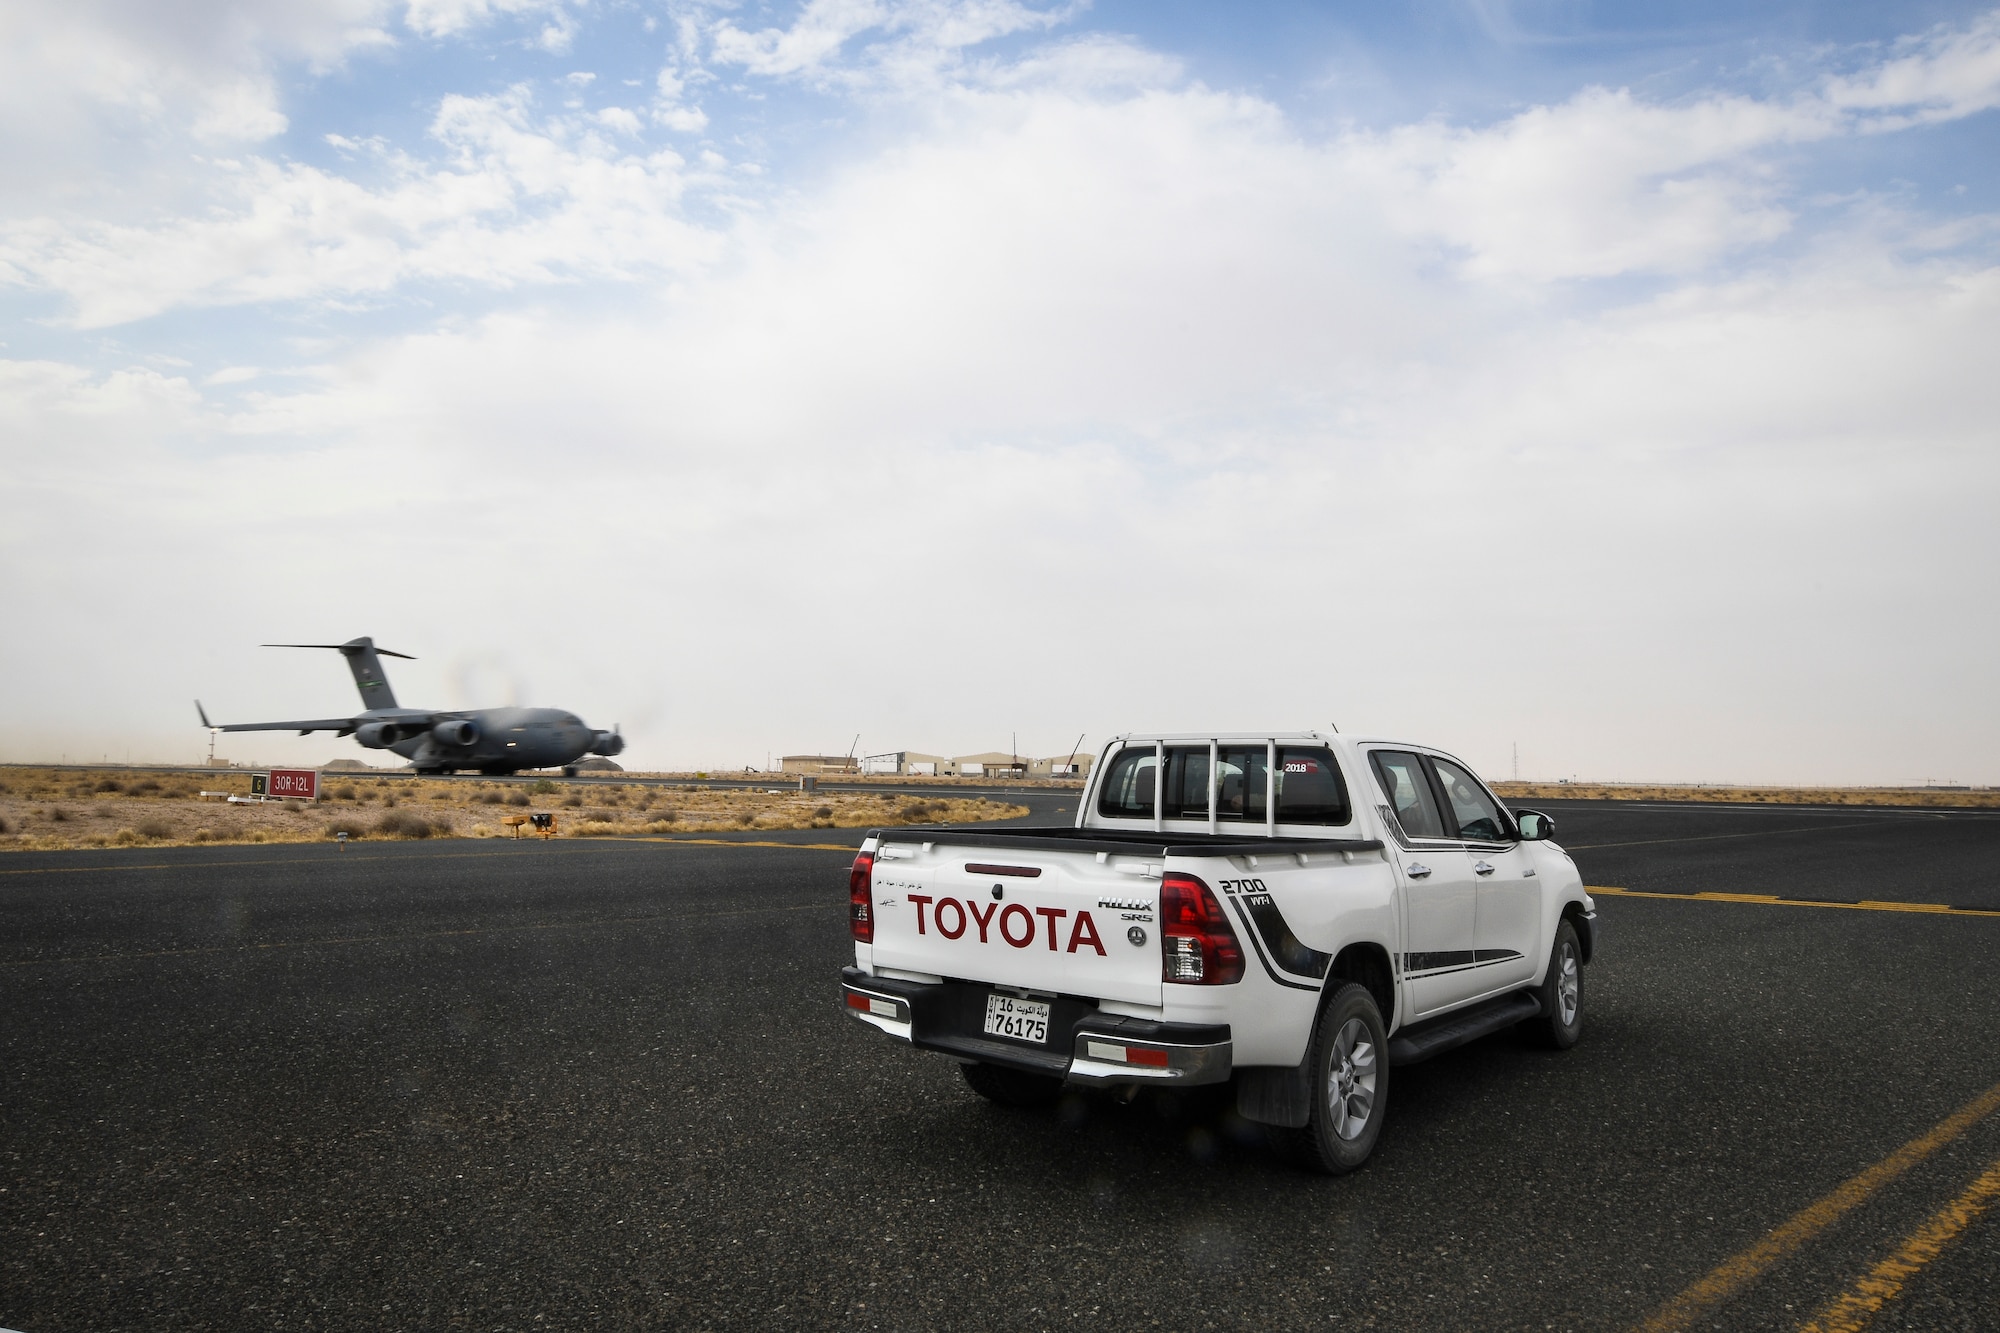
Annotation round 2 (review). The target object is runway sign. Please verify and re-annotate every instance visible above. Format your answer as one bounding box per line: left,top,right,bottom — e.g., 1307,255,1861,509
264,769,320,801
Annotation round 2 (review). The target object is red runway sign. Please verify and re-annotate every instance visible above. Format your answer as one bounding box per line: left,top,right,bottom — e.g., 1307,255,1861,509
265,768,319,801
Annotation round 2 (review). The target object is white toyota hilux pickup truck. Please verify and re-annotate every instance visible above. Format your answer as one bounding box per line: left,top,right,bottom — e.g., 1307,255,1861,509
840,732,1597,1173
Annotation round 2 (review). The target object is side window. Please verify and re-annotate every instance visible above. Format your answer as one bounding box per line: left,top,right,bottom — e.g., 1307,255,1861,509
1276,747,1351,826
1430,757,1510,842
1095,747,1157,819
1371,750,1446,840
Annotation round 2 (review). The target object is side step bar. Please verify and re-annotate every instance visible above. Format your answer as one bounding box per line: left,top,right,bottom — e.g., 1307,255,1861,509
1388,990,1542,1067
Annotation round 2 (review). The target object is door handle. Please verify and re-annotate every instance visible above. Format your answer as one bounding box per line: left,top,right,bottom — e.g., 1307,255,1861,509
1473,861,1495,876
1406,863,1432,879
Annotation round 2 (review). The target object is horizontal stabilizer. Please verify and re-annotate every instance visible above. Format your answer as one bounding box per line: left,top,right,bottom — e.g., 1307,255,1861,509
262,637,410,708
264,642,416,660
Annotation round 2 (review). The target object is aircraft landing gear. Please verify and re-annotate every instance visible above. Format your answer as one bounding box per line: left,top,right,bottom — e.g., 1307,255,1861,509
561,765,579,778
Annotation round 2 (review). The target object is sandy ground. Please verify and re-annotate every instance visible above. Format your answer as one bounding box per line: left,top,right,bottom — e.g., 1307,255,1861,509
1490,779,2000,807
0,769,1027,852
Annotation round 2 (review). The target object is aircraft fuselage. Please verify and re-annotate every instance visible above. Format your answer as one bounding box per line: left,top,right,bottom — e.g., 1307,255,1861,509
367,706,612,775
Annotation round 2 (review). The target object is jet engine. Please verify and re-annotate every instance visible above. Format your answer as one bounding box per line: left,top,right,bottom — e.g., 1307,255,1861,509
355,721,409,749
592,727,625,757
432,719,481,748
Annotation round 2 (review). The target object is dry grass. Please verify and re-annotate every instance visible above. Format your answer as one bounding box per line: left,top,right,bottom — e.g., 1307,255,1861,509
0,767,1027,852
1490,781,2000,809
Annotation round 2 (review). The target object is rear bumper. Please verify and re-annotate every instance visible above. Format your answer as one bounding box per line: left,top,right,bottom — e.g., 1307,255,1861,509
841,967,1232,1087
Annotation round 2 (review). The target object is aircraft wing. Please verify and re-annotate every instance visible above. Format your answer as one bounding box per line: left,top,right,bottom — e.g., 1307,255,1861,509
195,700,439,737
216,716,369,736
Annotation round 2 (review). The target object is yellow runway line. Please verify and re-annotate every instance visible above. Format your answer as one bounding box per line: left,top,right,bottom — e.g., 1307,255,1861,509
1590,885,2000,919
1568,821,1886,851
1635,1078,2000,1333
1796,1153,2000,1333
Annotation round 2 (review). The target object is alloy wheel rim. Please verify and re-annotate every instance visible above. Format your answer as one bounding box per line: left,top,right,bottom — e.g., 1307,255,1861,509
1327,1016,1378,1141
1557,943,1580,1025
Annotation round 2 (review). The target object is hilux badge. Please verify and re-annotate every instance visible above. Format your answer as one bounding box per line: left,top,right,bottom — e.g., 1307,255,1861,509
1127,926,1147,947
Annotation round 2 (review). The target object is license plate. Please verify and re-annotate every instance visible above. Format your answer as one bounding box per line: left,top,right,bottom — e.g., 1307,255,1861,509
982,993,1051,1045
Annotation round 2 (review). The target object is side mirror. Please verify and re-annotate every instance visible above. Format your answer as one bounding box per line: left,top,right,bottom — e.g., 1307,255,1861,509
1514,809,1555,841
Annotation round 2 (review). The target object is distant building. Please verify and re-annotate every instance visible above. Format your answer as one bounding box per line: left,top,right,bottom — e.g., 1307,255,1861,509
780,754,859,774
861,751,948,776
1029,753,1095,778
952,751,1027,778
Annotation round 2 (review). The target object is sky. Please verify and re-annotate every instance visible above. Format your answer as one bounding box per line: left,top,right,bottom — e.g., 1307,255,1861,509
1,1,1997,784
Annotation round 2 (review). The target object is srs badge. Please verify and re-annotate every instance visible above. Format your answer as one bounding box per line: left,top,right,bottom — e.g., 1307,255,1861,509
1127,926,1148,947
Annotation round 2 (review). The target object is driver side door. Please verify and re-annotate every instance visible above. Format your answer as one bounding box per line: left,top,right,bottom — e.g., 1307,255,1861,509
1429,754,1540,991
1370,749,1484,1018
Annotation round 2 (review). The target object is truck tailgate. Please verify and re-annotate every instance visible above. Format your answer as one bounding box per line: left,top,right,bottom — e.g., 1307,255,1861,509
867,837,1162,1007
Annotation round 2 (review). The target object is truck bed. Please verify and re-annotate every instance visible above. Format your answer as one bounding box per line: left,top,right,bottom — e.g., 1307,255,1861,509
869,823,1385,858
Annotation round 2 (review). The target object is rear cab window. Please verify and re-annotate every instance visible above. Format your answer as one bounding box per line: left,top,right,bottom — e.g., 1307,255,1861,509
1095,742,1352,827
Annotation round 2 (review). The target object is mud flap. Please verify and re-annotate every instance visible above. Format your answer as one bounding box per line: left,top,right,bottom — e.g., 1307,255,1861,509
1236,1061,1312,1129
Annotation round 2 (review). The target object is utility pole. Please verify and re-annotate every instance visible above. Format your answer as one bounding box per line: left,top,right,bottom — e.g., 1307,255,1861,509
1513,742,1519,782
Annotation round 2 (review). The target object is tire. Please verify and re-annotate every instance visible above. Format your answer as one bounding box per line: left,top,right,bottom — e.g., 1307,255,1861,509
561,765,578,778
1522,917,1584,1050
960,1061,1064,1109
1274,982,1389,1175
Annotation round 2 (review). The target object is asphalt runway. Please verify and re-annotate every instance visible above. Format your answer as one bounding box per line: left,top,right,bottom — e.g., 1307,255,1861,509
4,797,1999,1331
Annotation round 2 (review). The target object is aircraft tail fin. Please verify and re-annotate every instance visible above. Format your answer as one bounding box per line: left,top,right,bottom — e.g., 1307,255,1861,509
263,637,413,710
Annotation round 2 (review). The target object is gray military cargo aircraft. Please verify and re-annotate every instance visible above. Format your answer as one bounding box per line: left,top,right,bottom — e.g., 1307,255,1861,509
197,637,625,776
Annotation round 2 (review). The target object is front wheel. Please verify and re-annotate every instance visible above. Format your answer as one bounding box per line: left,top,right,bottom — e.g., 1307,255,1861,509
1522,918,1584,1049
1275,982,1389,1175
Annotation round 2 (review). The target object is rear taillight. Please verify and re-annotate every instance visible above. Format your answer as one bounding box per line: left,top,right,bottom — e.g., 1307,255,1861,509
1159,872,1244,985
849,851,875,943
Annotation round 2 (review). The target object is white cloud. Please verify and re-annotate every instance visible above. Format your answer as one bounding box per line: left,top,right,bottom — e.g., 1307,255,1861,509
13,9,2000,326
1338,14,2000,283
650,64,709,132
0,0,391,190
403,0,570,40
1823,10,2000,127
1344,88,1820,281
709,0,1074,87
1,87,721,326
594,106,644,135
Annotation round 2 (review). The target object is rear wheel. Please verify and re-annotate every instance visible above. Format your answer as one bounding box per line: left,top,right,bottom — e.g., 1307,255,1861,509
1522,918,1584,1049
1275,982,1389,1175
960,1061,1063,1108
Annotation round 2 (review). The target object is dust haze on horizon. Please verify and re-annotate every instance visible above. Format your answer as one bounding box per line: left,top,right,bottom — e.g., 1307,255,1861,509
2,1,1997,788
